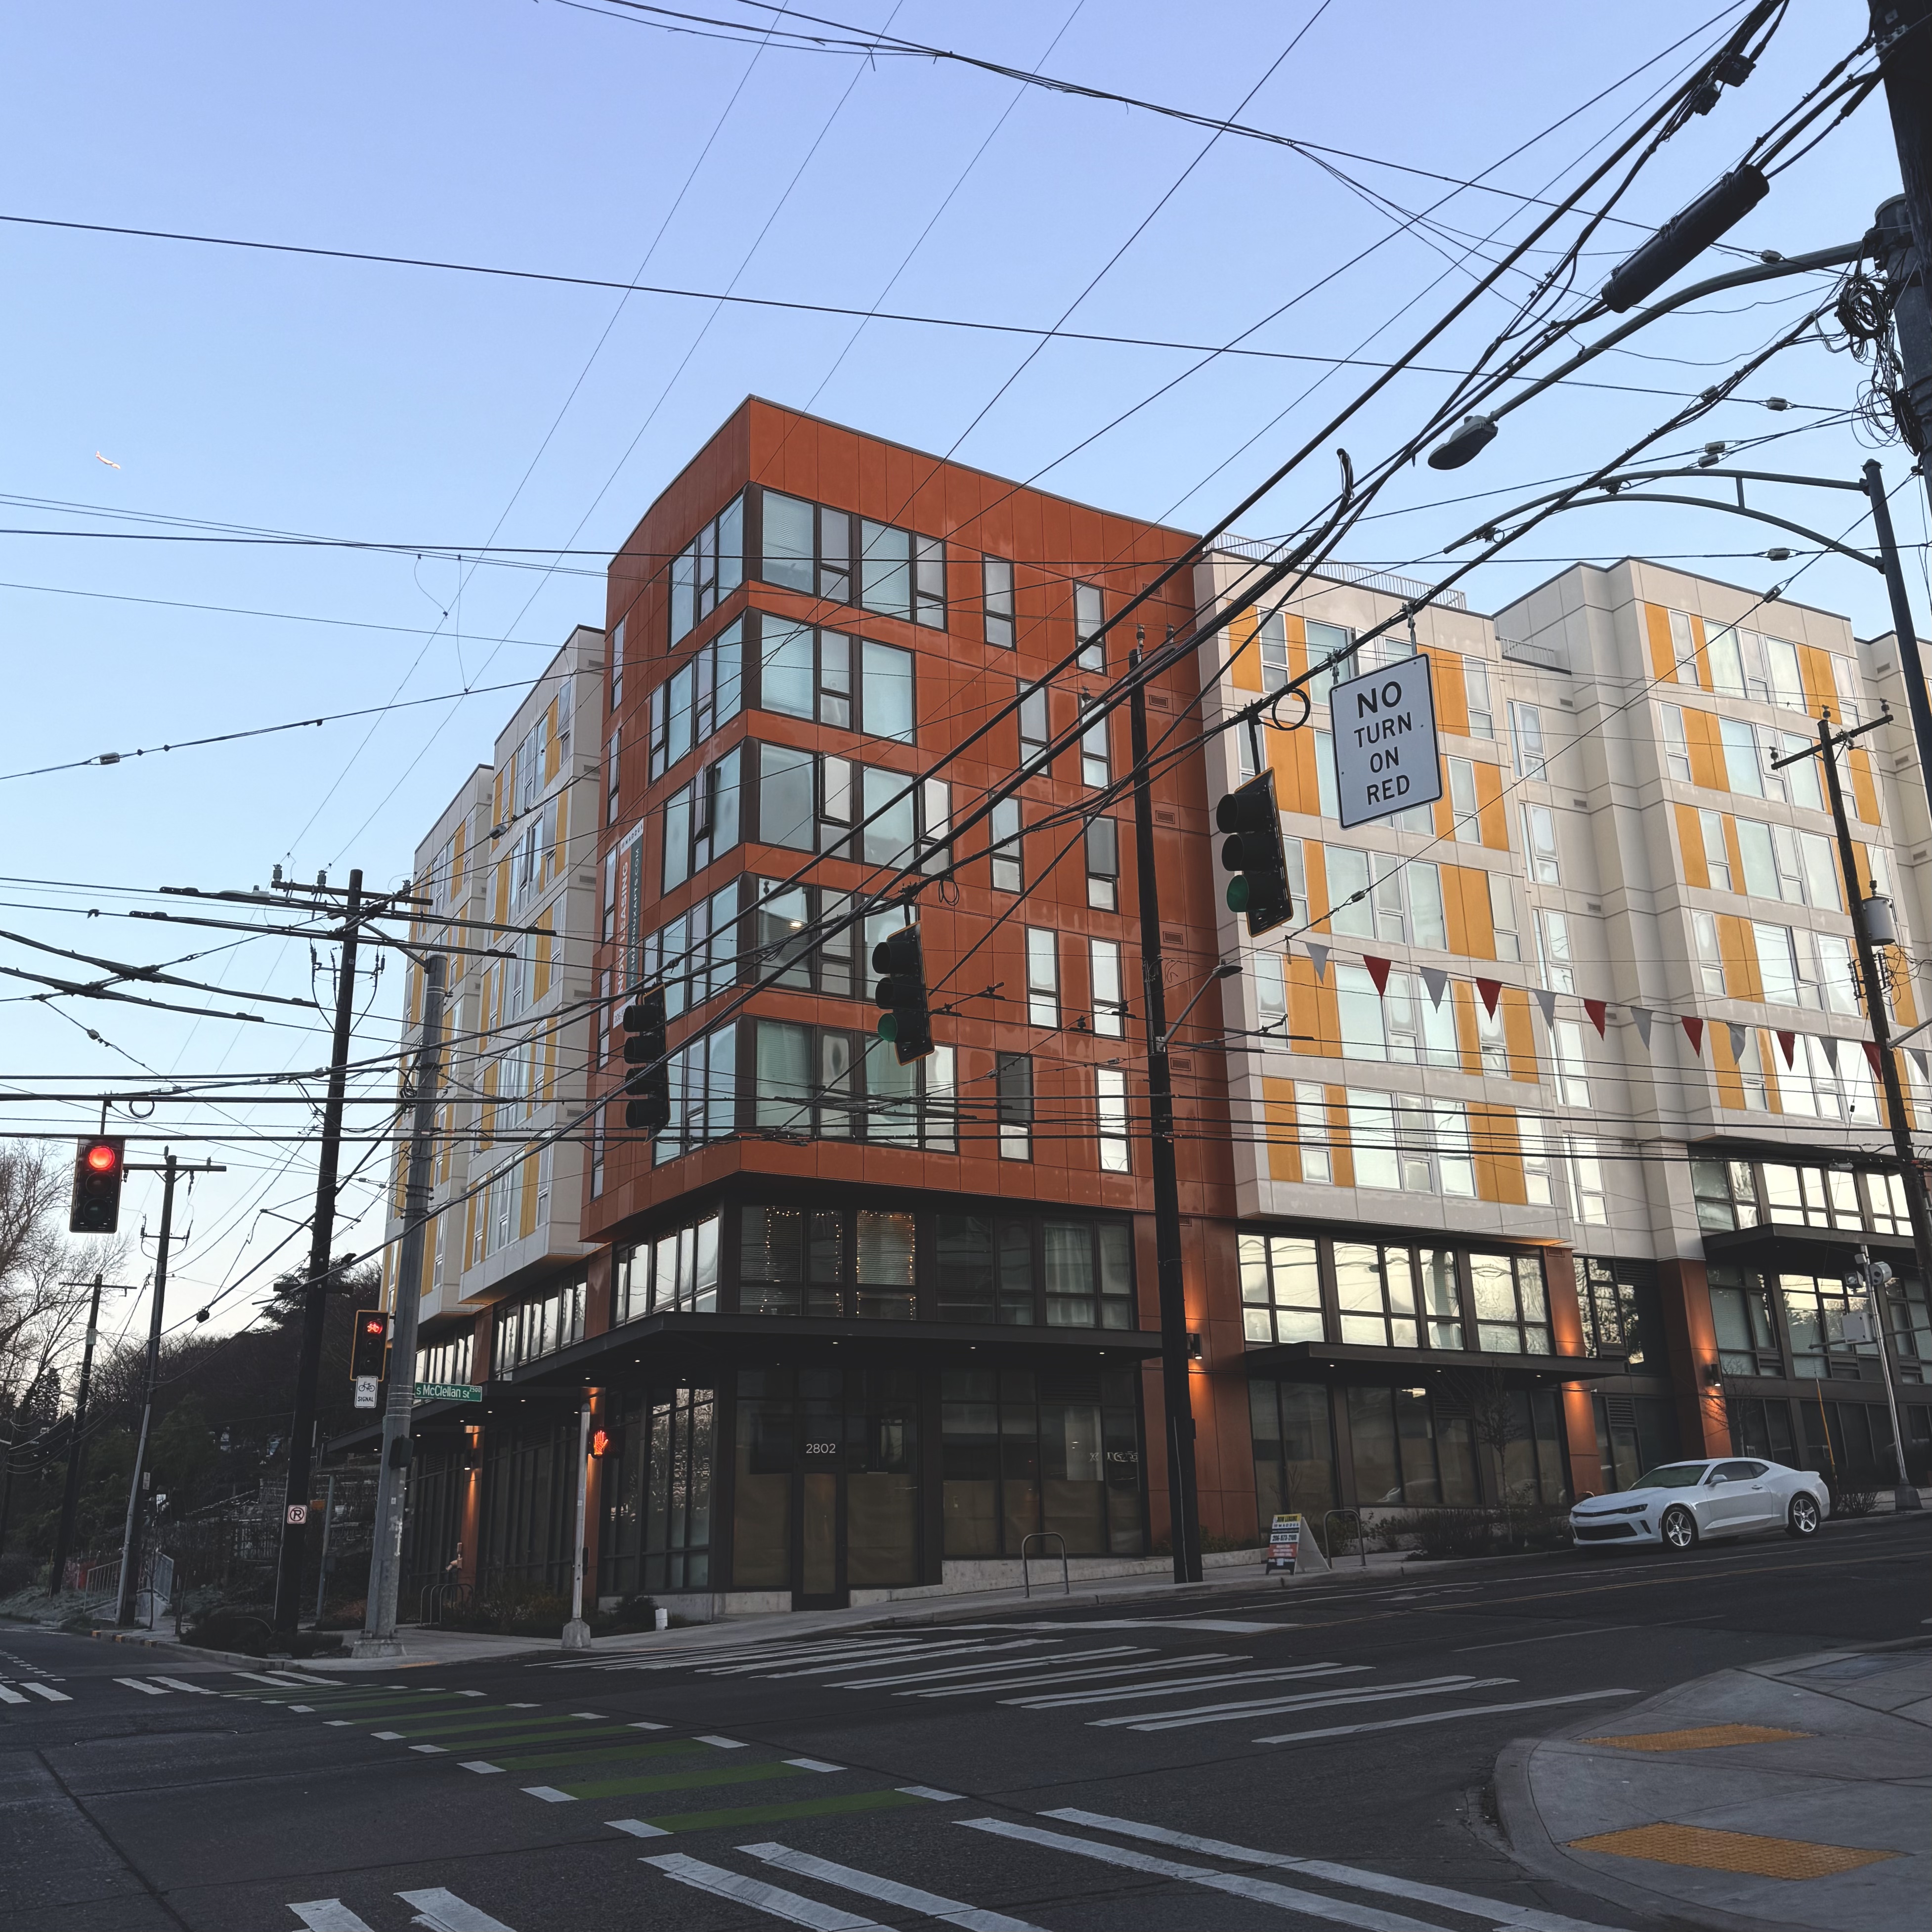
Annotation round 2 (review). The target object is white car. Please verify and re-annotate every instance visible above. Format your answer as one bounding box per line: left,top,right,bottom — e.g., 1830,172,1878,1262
1570,1457,1830,1553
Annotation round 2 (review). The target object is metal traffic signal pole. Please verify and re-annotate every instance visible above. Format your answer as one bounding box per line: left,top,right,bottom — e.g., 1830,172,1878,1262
356,953,446,1657
272,870,366,1637
1872,0,1932,462
1781,716,1928,1503
48,1272,124,1599
1127,637,1202,1585
114,1152,222,1625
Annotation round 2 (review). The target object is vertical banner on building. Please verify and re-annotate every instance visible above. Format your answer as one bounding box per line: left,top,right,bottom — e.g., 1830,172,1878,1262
614,825,644,994
1266,1511,1304,1573
1332,654,1443,828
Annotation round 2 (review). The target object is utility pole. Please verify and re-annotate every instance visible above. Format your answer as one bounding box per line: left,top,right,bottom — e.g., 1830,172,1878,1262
356,952,446,1656
1862,464,1932,841
1779,716,1927,1506
49,1273,122,1598
115,1153,222,1626
1127,633,1202,1586
1872,1,1932,466
272,869,365,1638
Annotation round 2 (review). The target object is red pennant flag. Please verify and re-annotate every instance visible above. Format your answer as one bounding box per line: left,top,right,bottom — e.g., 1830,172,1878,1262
1584,998,1607,1039
1475,978,1503,1018
1776,1030,1796,1069
1364,955,1392,995
1680,1016,1704,1056
1863,1040,1883,1076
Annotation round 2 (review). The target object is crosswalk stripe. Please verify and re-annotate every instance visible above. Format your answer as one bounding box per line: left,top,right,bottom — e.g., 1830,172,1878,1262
1092,1674,1513,1733
1043,1808,1624,1932
696,1733,748,1748
644,1851,884,1931
1006,1663,1366,1710
1250,1689,1641,1747
743,1841,1045,1932
522,1785,576,1803
263,1671,339,1686
23,1682,71,1702
903,1654,1246,1700
288,1900,377,1932
702,1642,955,1679
760,1641,1057,1681
116,1678,170,1696
607,1817,671,1838
828,1646,1144,1690
395,1886,518,1932
784,1759,844,1773
958,1819,1445,1932
0,1684,29,1704
461,1761,504,1773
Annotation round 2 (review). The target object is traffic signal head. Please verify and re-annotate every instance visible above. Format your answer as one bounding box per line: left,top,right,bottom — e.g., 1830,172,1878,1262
69,1136,126,1234
621,988,671,1133
1216,771,1292,937
590,1425,618,1459
871,923,934,1064
350,1310,390,1381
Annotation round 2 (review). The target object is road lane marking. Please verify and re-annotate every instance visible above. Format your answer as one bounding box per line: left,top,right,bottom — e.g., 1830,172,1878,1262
115,1678,171,1696
1252,1689,1642,1745
1046,1808,1624,1932
634,1790,932,1834
372,1730,405,1740
902,1654,1247,1700
1090,1674,1509,1731
395,1887,519,1932
741,1842,1045,1932
522,1785,576,1803
784,1759,844,1772
761,1640,1058,1681
23,1682,71,1702
607,1817,671,1838
551,1761,807,1803
1007,1663,1367,1710
290,1705,313,1713
410,1744,448,1754
644,1851,883,1930
287,1901,377,1932
0,1684,29,1704
697,1734,748,1748
958,1819,1446,1932
1454,1625,1632,1654
828,1647,1148,1690
461,1761,504,1773
898,1787,963,1801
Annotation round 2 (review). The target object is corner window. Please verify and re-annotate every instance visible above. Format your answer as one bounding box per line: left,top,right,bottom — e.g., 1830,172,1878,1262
614,1215,721,1320
751,1019,954,1150
669,496,744,646
648,620,744,781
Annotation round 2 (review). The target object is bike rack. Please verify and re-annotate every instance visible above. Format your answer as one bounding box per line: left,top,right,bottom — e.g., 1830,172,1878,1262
1323,1508,1368,1569
1020,1531,1069,1598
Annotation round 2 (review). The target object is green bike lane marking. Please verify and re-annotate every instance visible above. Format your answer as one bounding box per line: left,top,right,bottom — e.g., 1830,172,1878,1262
484,1738,704,1773
558,1760,810,1803
619,1788,933,1834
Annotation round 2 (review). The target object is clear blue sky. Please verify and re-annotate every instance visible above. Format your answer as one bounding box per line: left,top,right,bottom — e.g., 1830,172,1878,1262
1,0,1922,1344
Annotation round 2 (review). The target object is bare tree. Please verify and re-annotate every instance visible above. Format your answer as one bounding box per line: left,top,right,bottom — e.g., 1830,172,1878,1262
1443,1369,1531,1546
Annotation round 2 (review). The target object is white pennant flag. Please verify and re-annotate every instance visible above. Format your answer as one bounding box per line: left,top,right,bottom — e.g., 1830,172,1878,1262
1420,965,1449,1010
1819,1033,1841,1073
1305,942,1330,984
1531,987,1557,1030
1726,1023,1748,1062
1911,1048,1930,1087
1629,1005,1654,1050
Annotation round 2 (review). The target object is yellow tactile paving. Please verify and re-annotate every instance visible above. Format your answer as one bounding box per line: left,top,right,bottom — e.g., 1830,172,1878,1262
1569,1822,1899,1880
1585,1723,1812,1752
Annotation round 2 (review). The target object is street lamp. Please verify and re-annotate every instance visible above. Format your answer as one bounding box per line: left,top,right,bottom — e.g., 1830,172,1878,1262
1842,1245,1919,1508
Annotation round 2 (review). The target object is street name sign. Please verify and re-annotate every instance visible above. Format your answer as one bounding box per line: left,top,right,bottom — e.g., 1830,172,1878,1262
415,1381,484,1403
1332,654,1442,828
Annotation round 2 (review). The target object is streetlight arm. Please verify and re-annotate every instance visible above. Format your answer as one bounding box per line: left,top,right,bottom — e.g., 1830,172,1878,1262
1481,239,1866,436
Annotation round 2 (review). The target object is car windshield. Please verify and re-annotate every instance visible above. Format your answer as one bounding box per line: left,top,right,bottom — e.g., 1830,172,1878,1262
1633,1463,1710,1490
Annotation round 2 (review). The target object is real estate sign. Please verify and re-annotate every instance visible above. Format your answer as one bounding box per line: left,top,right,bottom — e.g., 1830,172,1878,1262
1266,1511,1304,1573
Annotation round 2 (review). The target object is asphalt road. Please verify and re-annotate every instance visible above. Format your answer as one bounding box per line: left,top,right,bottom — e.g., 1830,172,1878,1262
2,1512,1927,1932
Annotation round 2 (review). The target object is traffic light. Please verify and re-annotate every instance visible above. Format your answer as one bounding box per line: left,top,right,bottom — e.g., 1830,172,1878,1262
590,1425,619,1460
68,1136,126,1234
1216,771,1292,936
872,924,934,1064
622,989,671,1133
350,1310,390,1381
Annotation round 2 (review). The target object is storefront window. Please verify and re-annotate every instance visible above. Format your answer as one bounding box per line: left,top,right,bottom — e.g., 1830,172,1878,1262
1469,1253,1551,1354
1780,1272,1883,1379
600,1386,714,1595
1248,1381,1335,1522
1708,1266,1782,1376
1335,1245,1420,1348
1576,1257,1662,1369
940,1366,1141,1558
1240,1235,1322,1345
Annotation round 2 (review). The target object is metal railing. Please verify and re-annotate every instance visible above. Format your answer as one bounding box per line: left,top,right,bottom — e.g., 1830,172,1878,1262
418,1580,473,1627
1019,1531,1069,1598
1323,1509,1368,1569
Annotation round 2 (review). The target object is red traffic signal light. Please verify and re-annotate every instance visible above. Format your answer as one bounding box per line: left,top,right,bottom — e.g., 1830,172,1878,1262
350,1310,390,1381
69,1136,126,1234
590,1426,615,1459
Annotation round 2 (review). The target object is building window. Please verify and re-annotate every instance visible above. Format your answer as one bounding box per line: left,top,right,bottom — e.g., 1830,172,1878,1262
997,1051,1033,1160
936,1214,1038,1325
1664,608,1695,682
750,1018,954,1150
644,880,743,1017
649,620,743,781
1698,808,1732,890
1239,1233,1323,1344
1305,620,1355,705
1705,625,1806,707
1346,1090,1476,1195
1659,703,1693,783
415,1330,474,1387
1564,1135,1608,1222
1294,1081,1331,1182
983,557,1015,648
599,1385,714,1595
614,1215,721,1321
1250,1380,1337,1519
1488,872,1520,962
1736,817,1840,909
1468,1252,1552,1355
1096,1067,1129,1173
941,1365,1143,1558
754,617,914,743
1084,815,1120,911
1334,965,1457,1066
1462,658,1495,738
1026,928,1059,1026
1448,757,1481,842
1576,1257,1662,1369
1254,951,1287,1033
1258,609,1290,692
1018,681,1050,764
1079,697,1110,788
1536,909,1575,994
491,1276,588,1372
1508,700,1546,781
1333,1241,1423,1347
990,797,1023,893
610,616,625,710
669,495,744,646
1074,581,1105,670
749,742,945,865
1781,1271,1885,1380
1707,1265,1782,1376
1090,936,1124,1037
856,518,945,627
1521,804,1559,884
660,747,741,891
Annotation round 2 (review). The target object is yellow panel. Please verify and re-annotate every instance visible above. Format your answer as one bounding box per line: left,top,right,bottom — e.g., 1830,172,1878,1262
1228,606,1262,693
1688,610,1712,691
1260,1075,1300,1182
1568,1822,1895,1879
1281,607,1309,676
452,820,466,894
1471,1103,1523,1204
1795,643,1836,720
1589,1724,1810,1752
1324,1084,1354,1190
1502,988,1536,1083
1443,864,1493,961
1848,744,1880,822
494,859,510,926
1289,952,1339,1058
1712,1026,1744,1111
1278,721,1320,817
519,1154,540,1239
1304,843,1331,928
1672,803,1707,889
1721,812,1743,890
544,697,561,782
1685,707,1725,791
1717,914,1753,999
1642,603,1676,685
1431,649,1469,737
1451,981,1480,1075
1473,760,1508,849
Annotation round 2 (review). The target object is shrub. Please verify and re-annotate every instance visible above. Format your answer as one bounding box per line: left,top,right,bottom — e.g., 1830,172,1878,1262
1831,1485,1878,1518
178,1599,343,1657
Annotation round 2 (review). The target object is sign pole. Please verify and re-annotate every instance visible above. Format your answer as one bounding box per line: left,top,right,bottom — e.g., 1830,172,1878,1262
562,1400,592,1651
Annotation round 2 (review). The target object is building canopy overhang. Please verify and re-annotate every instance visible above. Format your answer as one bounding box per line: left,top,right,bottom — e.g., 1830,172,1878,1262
1240,1339,1624,1387
1701,1221,1916,1270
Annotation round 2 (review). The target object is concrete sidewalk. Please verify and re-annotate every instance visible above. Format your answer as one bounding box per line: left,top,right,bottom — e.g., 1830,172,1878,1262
1496,1640,1932,1932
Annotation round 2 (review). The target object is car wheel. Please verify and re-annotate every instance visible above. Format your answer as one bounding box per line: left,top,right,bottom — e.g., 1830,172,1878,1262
1661,1504,1698,1553
1786,1492,1821,1539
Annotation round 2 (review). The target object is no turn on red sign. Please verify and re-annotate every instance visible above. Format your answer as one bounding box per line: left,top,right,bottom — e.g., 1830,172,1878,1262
1331,654,1443,829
